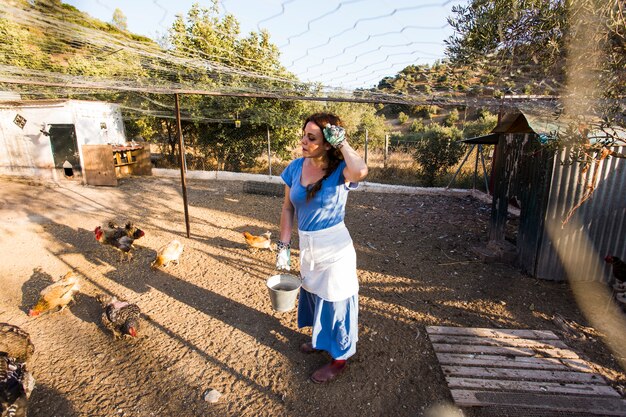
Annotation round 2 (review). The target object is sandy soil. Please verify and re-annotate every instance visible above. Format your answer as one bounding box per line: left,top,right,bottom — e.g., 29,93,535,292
0,175,624,417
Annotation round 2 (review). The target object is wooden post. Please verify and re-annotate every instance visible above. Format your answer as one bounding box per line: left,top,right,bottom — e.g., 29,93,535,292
364,129,369,164
488,134,507,241
175,93,190,238
267,125,272,177
384,133,389,169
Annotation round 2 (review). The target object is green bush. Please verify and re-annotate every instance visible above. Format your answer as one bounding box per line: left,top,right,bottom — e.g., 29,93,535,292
443,108,459,127
411,105,431,118
398,111,409,124
410,119,424,132
462,112,498,139
412,124,465,186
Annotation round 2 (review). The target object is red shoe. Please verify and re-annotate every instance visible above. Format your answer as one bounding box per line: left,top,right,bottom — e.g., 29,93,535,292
310,360,347,384
300,342,322,354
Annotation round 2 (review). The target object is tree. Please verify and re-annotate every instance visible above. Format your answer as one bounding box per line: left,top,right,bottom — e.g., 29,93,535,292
112,8,127,31
444,0,625,107
462,112,498,139
412,124,464,186
165,1,306,170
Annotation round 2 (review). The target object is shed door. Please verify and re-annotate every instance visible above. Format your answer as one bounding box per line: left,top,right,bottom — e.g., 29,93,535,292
49,124,80,168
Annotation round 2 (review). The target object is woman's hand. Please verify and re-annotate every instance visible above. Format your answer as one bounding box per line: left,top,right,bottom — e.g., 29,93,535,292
276,241,291,271
323,124,346,149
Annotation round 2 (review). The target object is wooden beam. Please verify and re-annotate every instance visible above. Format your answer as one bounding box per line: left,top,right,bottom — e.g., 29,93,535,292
441,365,604,383
428,334,568,349
435,353,593,372
450,390,626,416
446,377,621,397
426,326,559,340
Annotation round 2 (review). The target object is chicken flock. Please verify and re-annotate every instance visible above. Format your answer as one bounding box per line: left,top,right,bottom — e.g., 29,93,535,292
4,213,626,415
1,219,190,416
1,220,277,415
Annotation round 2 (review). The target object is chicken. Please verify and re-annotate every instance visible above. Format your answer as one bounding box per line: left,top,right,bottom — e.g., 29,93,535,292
0,324,33,365
243,231,272,251
0,323,35,417
151,239,184,269
605,255,626,291
28,271,80,317
94,221,145,261
96,295,141,339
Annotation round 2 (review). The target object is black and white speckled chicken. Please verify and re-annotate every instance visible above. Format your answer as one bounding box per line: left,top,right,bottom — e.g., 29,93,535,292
0,324,35,417
96,295,141,339
0,325,33,364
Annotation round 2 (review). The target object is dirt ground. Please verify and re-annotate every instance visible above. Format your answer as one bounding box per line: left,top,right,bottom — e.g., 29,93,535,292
0,174,624,417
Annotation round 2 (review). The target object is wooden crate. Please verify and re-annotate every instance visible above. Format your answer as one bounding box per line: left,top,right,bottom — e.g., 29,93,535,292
427,326,626,416
82,144,117,186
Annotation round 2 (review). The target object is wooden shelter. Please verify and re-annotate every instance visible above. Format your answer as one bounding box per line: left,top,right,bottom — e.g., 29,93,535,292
475,109,626,282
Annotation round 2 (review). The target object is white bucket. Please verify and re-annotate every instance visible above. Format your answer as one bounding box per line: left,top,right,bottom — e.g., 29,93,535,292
266,274,301,312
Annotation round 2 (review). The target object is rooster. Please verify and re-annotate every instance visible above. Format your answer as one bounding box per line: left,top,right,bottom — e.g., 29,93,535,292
0,323,35,417
28,271,80,317
605,255,626,292
94,221,145,261
151,239,184,269
96,295,141,339
243,231,272,251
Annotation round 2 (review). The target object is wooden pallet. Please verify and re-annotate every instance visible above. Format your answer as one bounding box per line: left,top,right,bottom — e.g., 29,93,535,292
426,326,626,416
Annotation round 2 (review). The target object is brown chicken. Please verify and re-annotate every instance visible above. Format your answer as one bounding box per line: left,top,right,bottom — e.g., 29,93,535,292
96,295,141,339
94,221,145,261
243,231,272,251
28,272,80,317
0,324,35,417
151,239,184,269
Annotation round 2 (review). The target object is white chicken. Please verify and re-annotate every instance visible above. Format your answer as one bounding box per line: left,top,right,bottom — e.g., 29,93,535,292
151,239,184,268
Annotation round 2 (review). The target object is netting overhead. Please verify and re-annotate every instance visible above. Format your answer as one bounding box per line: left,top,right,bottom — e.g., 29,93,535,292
0,0,624,121
0,0,551,109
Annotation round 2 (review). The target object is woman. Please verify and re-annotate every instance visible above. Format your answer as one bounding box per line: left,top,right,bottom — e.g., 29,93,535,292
276,112,368,383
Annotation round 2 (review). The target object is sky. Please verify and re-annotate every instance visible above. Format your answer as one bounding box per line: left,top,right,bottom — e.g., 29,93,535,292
63,0,465,90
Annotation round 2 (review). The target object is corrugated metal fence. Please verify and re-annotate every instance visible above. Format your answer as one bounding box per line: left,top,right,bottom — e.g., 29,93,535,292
536,147,626,282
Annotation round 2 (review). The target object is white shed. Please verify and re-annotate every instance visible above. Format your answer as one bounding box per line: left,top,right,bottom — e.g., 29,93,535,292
0,99,126,181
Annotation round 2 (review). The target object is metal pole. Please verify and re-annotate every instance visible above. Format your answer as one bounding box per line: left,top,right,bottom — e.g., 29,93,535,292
473,143,479,190
364,129,369,164
447,144,475,189
267,125,272,177
384,133,389,169
174,93,190,238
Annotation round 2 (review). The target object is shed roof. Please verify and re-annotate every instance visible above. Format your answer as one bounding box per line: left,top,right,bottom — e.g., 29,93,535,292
464,104,626,145
462,133,499,144
0,99,120,109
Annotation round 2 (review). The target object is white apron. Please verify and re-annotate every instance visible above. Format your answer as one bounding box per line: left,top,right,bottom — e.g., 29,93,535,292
298,222,359,302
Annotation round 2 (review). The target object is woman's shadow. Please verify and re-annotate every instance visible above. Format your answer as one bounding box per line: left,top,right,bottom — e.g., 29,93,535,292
29,383,79,417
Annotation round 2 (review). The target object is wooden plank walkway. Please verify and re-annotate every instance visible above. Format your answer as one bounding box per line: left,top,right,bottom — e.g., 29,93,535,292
427,326,626,416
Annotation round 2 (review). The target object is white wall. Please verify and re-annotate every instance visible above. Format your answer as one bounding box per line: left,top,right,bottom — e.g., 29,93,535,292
70,101,125,146
0,100,126,180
